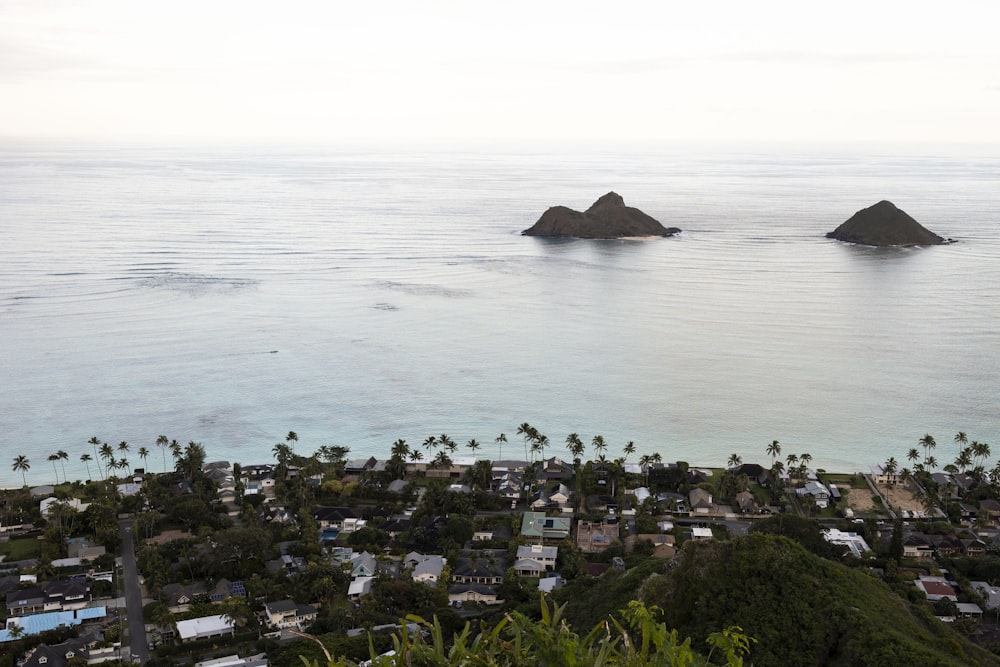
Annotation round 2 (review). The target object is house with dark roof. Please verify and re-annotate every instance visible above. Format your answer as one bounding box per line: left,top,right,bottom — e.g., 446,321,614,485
451,555,506,585
448,583,503,605
6,580,92,617
312,506,362,532
263,599,318,631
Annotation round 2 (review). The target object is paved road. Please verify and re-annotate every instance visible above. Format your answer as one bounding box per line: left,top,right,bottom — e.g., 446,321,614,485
119,518,148,664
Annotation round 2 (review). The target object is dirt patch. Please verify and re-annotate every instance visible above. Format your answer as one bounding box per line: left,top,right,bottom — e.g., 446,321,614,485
844,479,925,515
845,488,875,512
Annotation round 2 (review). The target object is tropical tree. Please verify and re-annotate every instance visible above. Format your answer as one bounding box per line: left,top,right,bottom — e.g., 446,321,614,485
422,435,439,455
80,453,93,481
117,440,130,459
727,453,742,469
390,439,410,460
88,436,104,480
955,448,973,472
925,455,938,470
98,442,114,478
409,449,424,463
137,447,150,471
623,440,637,459
592,434,607,459
954,431,968,454
495,432,507,460
517,423,537,463
56,450,69,481
273,442,293,468
48,454,61,484
766,440,781,465
11,455,30,486
906,448,920,466
156,434,169,472
919,433,937,463
532,434,549,462
439,434,458,454
566,433,585,461
466,439,481,457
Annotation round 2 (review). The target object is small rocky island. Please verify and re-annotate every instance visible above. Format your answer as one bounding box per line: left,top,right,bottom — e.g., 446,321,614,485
522,192,680,239
826,200,951,246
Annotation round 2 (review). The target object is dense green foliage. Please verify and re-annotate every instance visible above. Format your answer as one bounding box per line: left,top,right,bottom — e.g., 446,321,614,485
640,534,999,667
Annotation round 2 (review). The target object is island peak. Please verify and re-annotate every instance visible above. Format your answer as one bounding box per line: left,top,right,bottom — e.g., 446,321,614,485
826,200,952,247
523,192,680,239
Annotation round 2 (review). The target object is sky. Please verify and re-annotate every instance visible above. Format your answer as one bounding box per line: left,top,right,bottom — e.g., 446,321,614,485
1,0,999,145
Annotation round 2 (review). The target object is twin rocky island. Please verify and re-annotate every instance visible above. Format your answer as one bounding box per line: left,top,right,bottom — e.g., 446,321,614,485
523,193,953,247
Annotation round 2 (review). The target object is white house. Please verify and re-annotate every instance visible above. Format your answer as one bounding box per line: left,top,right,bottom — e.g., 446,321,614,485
175,615,235,642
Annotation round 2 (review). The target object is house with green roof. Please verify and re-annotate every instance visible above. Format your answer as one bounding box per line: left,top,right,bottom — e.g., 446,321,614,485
520,511,571,541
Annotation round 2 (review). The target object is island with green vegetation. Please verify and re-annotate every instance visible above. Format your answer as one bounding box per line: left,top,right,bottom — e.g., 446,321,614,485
3,429,1000,666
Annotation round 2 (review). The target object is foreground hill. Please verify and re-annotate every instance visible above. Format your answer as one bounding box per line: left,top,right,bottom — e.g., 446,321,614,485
639,534,997,666
826,200,949,246
522,192,680,238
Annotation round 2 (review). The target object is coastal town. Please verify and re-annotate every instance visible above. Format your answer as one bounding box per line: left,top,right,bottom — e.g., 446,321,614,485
3,429,1000,666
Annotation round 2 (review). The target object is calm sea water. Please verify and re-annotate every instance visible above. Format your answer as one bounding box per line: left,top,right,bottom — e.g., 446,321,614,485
2,142,998,487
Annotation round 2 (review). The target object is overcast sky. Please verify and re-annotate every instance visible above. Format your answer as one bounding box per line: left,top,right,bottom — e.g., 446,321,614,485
2,0,999,145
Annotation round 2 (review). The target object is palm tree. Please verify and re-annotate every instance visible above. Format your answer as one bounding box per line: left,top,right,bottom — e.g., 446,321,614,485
955,431,968,454
170,439,182,461
440,434,458,454
466,439,481,457
117,440,130,459
972,441,991,469
138,447,150,471
883,456,898,505
408,449,424,463
766,440,781,466
272,442,293,468
906,448,920,466
56,450,68,481
48,454,61,484
156,434,169,472
422,435,439,454
565,433,585,461
88,436,104,480
727,453,742,469
800,453,813,470
80,453,93,481
919,433,937,462
517,423,536,463
391,439,410,460
495,433,507,460
956,448,973,472
98,442,114,478
623,441,636,459
11,455,30,486
592,435,607,459
533,434,549,462
925,455,938,470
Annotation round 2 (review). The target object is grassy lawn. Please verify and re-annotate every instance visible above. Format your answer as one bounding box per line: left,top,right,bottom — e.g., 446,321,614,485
0,536,41,561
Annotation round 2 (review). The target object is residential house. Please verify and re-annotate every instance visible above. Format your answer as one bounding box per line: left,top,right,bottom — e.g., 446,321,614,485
822,528,871,558
689,488,714,514
347,577,374,601
515,544,557,573
312,506,363,533
520,512,571,541
411,555,447,584
513,558,546,577
6,580,92,617
263,599,318,631
733,463,774,487
494,471,523,501
869,464,898,486
538,457,573,481
344,457,377,475
18,637,119,667
351,552,378,578
451,555,506,585
447,583,502,605
162,582,208,613
970,581,1000,609
538,575,567,593
690,527,713,541
914,576,958,602
734,491,758,514
796,481,832,509
903,534,934,559
175,614,235,642
979,499,1000,524
629,534,676,559
576,520,619,553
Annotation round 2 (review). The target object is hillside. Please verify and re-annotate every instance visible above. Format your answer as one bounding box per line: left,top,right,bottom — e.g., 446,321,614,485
639,534,998,666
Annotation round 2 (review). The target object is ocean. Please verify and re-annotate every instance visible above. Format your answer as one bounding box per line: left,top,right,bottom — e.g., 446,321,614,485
2,141,998,487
